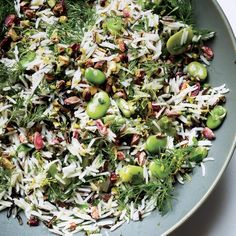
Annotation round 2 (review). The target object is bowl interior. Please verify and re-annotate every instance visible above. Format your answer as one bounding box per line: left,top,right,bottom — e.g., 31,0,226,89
1,0,236,235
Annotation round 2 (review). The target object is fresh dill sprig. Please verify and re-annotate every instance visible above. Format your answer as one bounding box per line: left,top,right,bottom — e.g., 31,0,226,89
118,179,174,213
0,166,12,193
167,0,194,25
193,29,215,41
141,0,194,25
47,0,96,44
0,63,23,94
9,98,48,128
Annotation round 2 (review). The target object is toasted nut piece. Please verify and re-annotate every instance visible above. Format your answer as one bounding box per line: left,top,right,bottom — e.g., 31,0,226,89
64,96,80,105
4,15,17,27
135,151,146,166
91,206,99,220
25,9,36,19
117,39,127,52
201,46,214,60
0,157,14,169
202,127,215,140
7,28,20,41
131,134,140,146
34,132,44,150
117,151,125,161
82,88,91,101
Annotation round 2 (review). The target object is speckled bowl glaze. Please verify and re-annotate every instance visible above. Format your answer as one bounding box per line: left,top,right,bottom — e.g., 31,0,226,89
1,0,236,235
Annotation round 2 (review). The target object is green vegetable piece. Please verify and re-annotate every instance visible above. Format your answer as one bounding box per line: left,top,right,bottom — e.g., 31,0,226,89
47,0,56,8
145,135,167,154
20,51,36,68
103,115,116,124
17,144,32,154
86,91,111,119
159,116,176,136
104,17,123,36
48,163,58,177
138,0,162,9
167,28,193,55
85,68,106,85
187,61,208,81
149,160,169,179
189,147,208,163
117,98,135,118
206,105,227,129
119,165,144,184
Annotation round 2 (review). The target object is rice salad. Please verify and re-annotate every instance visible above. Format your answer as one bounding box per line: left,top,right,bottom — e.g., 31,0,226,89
0,0,228,235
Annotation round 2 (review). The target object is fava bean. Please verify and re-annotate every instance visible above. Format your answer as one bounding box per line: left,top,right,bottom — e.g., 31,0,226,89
85,68,106,85
117,98,135,118
189,147,208,163
86,91,111,119
187,61,208,81
207,105,227,129
145,135,167,154
149,160,169,179
119,165,143,184
167,28,193,55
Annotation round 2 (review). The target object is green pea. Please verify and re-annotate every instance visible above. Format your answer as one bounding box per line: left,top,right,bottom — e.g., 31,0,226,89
85,68,106,85
167,28,193,55
207,105,227,129
117,98,135,118
86,91,111,119
20,51,36,68
189,147,208,163
119,165,144,185
187,61,208,81
149,160,169,179
145,135,167,154
104,17,123,36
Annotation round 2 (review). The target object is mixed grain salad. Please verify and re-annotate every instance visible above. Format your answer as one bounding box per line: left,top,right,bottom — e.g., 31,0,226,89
0,0,228,235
